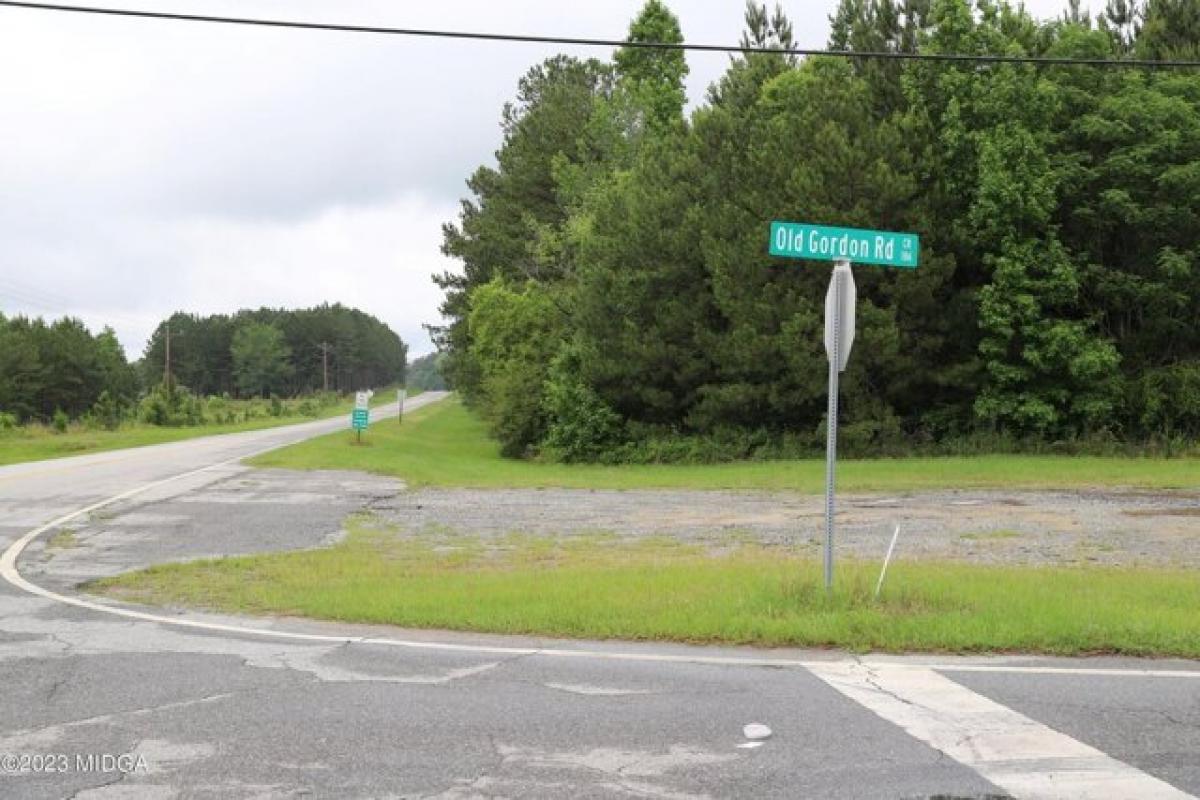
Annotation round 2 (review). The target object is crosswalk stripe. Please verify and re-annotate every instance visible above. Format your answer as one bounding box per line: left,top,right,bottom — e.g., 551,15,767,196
807,661,1194,800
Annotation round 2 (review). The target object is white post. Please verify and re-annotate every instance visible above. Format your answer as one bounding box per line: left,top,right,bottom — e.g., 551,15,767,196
875,524,902,599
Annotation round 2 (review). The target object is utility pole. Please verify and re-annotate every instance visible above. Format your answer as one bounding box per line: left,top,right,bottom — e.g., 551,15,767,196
163,321,171,389
318,342,332,392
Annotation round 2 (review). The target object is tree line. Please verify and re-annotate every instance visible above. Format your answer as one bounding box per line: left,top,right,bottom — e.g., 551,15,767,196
142,305,406,398
0,304,406,425
435,0,1200,461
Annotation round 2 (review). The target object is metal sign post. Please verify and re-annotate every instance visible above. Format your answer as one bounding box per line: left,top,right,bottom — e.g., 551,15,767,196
823,260,855,590
398,386,407,424
768,220,919,591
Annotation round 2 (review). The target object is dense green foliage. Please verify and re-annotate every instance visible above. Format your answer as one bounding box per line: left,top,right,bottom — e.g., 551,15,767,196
406,352,448,391
1,304,405,427
436,0,1200,460
0,313,138,423
231,322,294,398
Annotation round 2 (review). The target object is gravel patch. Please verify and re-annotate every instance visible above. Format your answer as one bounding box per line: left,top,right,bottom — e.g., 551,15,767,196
375,486,1200,568
29,469,1200,585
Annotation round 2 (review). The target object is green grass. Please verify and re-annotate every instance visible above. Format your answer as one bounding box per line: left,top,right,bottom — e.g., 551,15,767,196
248,397,1200,493
0,386,414,467
89,517,1200,656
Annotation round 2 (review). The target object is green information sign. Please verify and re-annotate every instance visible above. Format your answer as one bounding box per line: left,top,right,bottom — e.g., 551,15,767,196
769,221,919,269
351,408,369,431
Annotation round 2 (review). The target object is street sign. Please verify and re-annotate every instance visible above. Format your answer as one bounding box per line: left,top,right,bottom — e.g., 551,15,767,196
769,221,919,269
769,219,919,591
351,408,369,431
354,391,370,411
821,260,855,590
824,262,856,372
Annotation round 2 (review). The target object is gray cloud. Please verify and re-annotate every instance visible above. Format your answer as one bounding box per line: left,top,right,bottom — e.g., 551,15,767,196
0,0,1089,358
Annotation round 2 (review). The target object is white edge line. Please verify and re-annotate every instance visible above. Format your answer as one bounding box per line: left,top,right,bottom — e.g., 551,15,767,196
2,393,1199,677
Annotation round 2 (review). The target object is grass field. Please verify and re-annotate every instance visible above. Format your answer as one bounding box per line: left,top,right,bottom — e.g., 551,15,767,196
248,397,1200,492
90,515,1200,656
0,386,411,468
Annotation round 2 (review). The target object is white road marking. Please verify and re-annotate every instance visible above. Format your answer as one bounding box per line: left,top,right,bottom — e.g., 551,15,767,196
808,660,1195,800
0,694,236,750
932,664,1200,679
390,662,500,685
543,682,650,696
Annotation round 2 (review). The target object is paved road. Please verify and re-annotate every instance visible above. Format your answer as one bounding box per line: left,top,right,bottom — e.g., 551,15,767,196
1,392,1197,799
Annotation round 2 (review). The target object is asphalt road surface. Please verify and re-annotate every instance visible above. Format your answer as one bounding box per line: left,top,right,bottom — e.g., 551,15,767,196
1,391,1197,799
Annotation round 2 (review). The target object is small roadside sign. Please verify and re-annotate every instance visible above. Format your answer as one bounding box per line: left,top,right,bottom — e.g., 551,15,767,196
351,403,369,444
769,221,919,269
354,391,370,411
397,387,407,424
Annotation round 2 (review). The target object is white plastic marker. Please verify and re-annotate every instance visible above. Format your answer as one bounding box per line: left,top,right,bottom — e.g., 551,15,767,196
742,723,772,741
874,524,902,599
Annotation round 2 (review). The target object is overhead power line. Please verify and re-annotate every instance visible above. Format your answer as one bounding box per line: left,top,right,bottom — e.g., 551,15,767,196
1,0,1198,69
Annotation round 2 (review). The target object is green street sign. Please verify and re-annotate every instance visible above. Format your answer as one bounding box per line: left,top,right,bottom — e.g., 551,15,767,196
769,221,919,269
351,408,369,431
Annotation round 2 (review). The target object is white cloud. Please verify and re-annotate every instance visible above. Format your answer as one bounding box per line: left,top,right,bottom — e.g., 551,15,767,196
0,0,1093,361
158,193,458,358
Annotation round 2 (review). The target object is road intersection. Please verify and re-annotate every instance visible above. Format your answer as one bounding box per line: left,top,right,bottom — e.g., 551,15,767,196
1,392,1196,799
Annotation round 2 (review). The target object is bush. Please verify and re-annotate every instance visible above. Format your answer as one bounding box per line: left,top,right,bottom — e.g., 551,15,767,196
90,390,124,431
205,395,229,422
1135,363,1200,445
139,383,204,427
52,408,69,433
541,348,624,462
0,411,17,431
485,361,549,458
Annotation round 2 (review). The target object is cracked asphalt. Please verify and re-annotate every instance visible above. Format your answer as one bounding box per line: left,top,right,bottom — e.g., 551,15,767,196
1,392,1198,799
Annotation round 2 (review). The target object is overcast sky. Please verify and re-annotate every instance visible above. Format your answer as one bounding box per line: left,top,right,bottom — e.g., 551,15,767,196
0,0,1084,360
